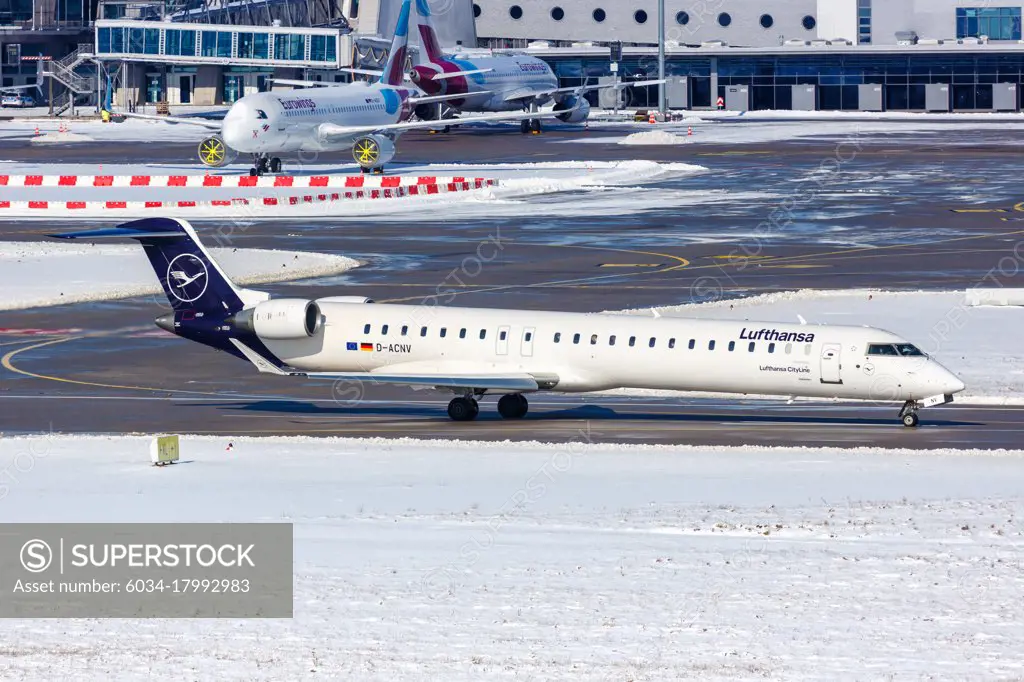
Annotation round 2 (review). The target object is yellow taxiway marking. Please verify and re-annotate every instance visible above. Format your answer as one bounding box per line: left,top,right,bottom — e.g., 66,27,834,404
951,208,1008,214
2,336,236,397
760,264,830,269
598,263,662,268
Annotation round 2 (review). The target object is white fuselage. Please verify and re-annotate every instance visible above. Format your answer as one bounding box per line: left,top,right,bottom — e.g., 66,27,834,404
220,83,411,154
425,55,559,112
259,302,965,401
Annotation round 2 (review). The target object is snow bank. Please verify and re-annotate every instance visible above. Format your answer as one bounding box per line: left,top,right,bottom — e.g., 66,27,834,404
618,130,691,145
0,242,359,310
28,131,95,144
613,289,1024,405
1,434,1022,680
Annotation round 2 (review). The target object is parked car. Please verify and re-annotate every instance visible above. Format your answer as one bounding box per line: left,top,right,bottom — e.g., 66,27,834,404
1,93,36,108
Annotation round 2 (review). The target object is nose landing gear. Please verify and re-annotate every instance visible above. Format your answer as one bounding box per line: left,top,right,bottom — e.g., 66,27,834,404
899,400,920,428
249,154,283,176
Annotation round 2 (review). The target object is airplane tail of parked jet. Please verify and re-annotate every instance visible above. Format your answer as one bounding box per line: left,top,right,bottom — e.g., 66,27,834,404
414,0,446,63
380,0,414,86
50,218,268,316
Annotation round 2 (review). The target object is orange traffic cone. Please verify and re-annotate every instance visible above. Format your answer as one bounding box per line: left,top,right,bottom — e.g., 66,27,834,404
688,126,693,136
648,111,656,124
34,125,39,136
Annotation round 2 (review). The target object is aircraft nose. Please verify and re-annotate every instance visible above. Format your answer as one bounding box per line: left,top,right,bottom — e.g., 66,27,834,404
932,361,965,395
221,102,249,150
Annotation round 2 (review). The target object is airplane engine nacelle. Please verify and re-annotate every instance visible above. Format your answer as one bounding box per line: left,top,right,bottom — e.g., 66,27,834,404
414,103,443,121
231,299,322,340
352,134,396,170
197,136,237,168
408,66,441,94
555,97,592,124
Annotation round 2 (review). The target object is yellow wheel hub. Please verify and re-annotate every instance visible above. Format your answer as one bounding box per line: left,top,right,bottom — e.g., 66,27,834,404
354,138,380,166
199,138,226,166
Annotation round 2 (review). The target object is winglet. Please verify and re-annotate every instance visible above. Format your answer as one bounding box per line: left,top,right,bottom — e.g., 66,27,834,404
797,314,807,325
229,339,288,375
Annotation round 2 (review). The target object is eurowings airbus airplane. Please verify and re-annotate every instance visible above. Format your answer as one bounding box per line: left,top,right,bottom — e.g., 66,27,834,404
53,217,964,427
407,0,662,132
119,0,575,175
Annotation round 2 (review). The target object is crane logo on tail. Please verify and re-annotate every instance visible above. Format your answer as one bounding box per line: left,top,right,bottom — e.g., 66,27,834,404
166,254,209,303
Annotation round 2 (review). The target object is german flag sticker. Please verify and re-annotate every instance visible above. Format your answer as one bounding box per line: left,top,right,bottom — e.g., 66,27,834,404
360,342,374,352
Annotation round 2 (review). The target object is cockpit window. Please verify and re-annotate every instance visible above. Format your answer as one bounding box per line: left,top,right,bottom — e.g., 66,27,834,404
256,109,268,119
867,343,899,356
895,343,924,356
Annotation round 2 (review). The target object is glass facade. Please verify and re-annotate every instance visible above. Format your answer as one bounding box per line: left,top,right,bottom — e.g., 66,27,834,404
548,53,1024,111
96,23,338,65
858,0,871,45
956,7,1022,41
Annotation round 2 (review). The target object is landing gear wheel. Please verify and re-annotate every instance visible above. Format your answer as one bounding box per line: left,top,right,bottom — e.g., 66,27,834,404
497,394,529,419
251,156,269,177
372,166,384,175
448,397,479,422
520,119,531,134
902,412,919,428
530,118,542,134
269,157,282,174
249,167,258,177
443,125,451,133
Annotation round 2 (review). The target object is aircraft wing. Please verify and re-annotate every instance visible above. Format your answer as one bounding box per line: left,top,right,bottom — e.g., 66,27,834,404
316,104,577,140
407,92,490,106
116,111,224,130
230,339,556,391
503,78,667,103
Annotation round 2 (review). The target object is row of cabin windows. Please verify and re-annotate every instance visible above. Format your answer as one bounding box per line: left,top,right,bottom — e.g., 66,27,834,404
362,323,810,355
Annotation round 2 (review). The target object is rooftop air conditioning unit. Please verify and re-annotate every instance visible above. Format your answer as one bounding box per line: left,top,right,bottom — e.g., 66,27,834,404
831,38,853,45
701,39,728,47
571,41,594,47
895,30,918,45
527,41,550,49
918,38,941,45
959,36,980,45
784,39,810,46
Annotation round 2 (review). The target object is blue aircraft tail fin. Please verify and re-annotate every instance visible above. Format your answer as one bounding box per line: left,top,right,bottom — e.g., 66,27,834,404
50,217,263,315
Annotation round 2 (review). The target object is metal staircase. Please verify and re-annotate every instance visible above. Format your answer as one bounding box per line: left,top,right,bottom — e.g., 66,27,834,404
41,44,98,115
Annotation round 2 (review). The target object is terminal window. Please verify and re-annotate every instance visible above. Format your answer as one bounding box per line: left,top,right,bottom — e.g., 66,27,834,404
858,0,871,44
956,7,1022,40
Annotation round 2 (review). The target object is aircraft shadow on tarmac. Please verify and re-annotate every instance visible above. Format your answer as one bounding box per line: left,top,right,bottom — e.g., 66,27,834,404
192,400,980,428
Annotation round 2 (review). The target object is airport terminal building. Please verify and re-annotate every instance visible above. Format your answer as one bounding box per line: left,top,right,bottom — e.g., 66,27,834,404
7,0,1024,112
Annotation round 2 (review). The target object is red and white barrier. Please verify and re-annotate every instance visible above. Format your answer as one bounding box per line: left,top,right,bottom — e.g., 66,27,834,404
0,180,492,212
0,174,497,190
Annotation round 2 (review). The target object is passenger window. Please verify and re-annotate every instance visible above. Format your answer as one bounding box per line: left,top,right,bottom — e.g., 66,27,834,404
440,328,447,338
609,335,616,346
363,323,371,334
401,325,408,336
500,330,507,341
525,332,532,342
785,343,792,354
669,338,676,349
748,342,755,352
649,337,656,348
868,343,900,356
688,339,695,350
728,341,735,352
709,340,716,351
459,328,467,339
479,329,486,340
573,333,581,344
629,336,636,347
591,334,598,345
554,332,561,343
420,326,427,337
381,324,389,335
804,344,812,355
768,342,775,353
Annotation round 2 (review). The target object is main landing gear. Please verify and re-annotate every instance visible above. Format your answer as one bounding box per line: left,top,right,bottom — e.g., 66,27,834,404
520,118,542,135
249,154,283,176
446,393,530,421
899,400,920,428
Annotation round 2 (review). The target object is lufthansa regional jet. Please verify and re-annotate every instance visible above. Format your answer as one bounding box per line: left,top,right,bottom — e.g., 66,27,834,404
118,0,577,175
52,218,965,427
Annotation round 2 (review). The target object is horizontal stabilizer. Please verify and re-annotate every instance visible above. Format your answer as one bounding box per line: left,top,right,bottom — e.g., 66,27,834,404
433,68,493,80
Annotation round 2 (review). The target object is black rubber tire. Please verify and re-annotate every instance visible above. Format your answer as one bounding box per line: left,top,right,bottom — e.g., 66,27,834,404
902,413,919,428
520,120,530,134
269,157,282,173
448,397,478,421
497,394,528,419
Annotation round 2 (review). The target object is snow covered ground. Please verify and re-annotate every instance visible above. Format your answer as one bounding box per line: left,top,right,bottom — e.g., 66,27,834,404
0,435,1022,681
0,241,359,310
615,289,1024,405
0,160,717,221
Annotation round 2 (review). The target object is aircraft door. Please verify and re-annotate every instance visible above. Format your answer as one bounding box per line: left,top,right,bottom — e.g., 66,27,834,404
521,327,535,357
820,343,843,384
496,325,510,355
